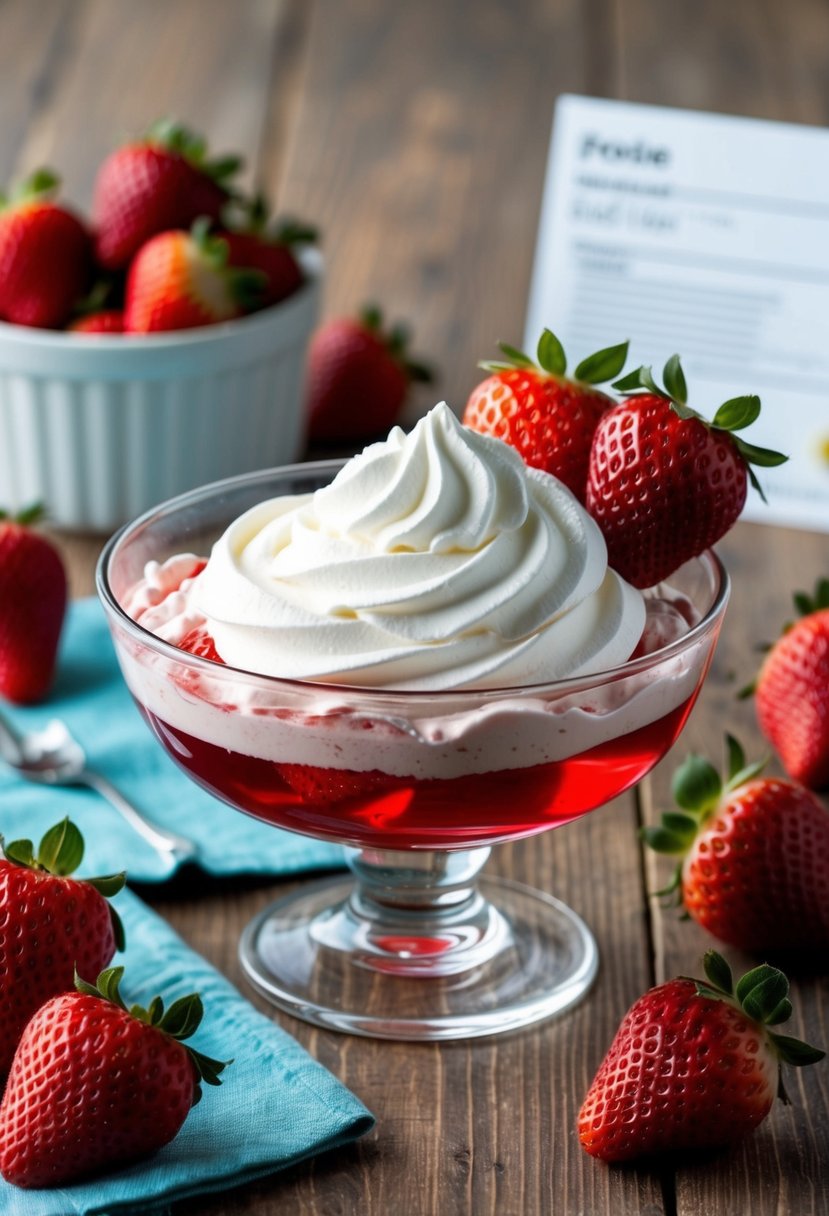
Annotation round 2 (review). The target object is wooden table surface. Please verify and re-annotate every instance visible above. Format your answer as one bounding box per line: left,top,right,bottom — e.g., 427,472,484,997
2,2,828,1213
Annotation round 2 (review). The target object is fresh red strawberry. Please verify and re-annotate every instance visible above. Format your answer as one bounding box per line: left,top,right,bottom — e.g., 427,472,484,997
68,309,125,334
124,219,265,333
463,331,627,502
0,504,67,704
0,169,91,329
306,304,433,442
222,229,303,305
586,357,787,588
220,198,316,307
279,762,402,806
178,626,224,662
0,965,228,1187
0,818,125,1076
93,119,241,271
578,951,824,1162
643,735,829,953
752,580,829,791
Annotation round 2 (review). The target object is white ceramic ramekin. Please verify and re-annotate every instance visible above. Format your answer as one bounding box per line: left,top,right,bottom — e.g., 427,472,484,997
0,249,322,531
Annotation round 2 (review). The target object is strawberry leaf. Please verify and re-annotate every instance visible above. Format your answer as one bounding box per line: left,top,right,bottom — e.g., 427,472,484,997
702,950,733,996
767,997,794,1026
640,824,690,854
498,341,534,368
536,329,566,376
769,1033,826,1067
109,904,126,953
38,818,84,876
794,591,814,616
189,1046,232,1087
85,871,127,898
725,733,745,782
711,395,761,432
612,366,649,393
478,360,517,373
733,438,789,468
160,993,204,1040
740,970,791,1023
574,340,629,385
662,354,687,405
2,837,34,867
671,754,722,815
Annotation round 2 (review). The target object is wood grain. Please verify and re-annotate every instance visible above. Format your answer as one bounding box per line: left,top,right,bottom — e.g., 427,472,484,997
1,1,828,1213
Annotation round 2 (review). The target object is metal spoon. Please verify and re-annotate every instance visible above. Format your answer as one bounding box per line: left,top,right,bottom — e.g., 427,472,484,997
0,712,197,865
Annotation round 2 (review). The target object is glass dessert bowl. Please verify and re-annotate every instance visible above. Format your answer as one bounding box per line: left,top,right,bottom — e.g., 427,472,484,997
97,413,729,1041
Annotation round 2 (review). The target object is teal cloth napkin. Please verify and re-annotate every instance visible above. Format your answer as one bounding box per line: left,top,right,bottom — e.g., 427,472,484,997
0,888,374,1215
0,598,345,881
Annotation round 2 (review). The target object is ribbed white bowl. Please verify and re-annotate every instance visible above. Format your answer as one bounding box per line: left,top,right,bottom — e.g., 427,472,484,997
0,249,322,531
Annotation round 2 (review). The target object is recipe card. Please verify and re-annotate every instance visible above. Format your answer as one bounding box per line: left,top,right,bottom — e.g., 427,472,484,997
525,95,829,532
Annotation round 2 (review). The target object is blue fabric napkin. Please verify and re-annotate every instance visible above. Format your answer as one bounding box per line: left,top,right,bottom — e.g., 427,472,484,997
0,888,374,1215
0,598,345,882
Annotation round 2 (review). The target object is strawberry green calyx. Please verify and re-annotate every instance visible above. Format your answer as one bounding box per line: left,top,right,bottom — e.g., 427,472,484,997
642,734,767,892
1,817,126,950
0,502,46,526
74,966,231,1100
190,217,268,311
0,168,61,211
479,328,629,385
612,355,788,501
223,191,319,246
791,577,829,620
145,118,242,184
359,303,434,384
690,951,824,1096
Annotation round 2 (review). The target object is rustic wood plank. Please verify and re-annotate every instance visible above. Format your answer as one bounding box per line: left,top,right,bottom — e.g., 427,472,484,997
273,0,593,425
615,0,829,124
641,522,829,1216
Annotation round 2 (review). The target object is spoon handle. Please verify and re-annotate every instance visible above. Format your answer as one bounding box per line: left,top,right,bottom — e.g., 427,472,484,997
81,769,197,864
0,710,23,765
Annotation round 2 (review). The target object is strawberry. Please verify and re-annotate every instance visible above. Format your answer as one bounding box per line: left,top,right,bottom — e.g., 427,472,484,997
0,504,67,704
578,951,824,1162
0,965,229,1187
463,330,628,502
178,625,224,662
221,197,317,307
306,304,433,442
93,118,241,271
68,309,125,334
279,761,402,806
753,580,829,791
643,735,829,953
0,169,91,329
586,357,787,588
0,818,125,1076
124,218,265,333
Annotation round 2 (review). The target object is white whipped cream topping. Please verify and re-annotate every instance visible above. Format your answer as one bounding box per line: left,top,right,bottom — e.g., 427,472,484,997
190,403,645,689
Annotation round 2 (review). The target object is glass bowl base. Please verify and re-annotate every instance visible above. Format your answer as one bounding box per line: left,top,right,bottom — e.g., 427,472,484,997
238,874,599,1041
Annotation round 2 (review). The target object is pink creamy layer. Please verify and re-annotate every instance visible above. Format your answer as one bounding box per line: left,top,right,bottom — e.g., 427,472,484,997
119,556,703,778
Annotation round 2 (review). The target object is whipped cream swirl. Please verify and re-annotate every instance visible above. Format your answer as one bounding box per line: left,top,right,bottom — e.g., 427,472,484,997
192,403,645,689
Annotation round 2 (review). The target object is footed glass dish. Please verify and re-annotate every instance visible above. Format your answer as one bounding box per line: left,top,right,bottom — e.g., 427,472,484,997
98,463,729,1041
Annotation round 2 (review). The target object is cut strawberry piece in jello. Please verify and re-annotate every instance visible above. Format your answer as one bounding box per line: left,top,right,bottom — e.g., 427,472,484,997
278,763,405,807
178,626,224,663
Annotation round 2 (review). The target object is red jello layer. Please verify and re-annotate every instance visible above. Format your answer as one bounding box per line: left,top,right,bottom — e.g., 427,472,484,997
140,695,697,849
